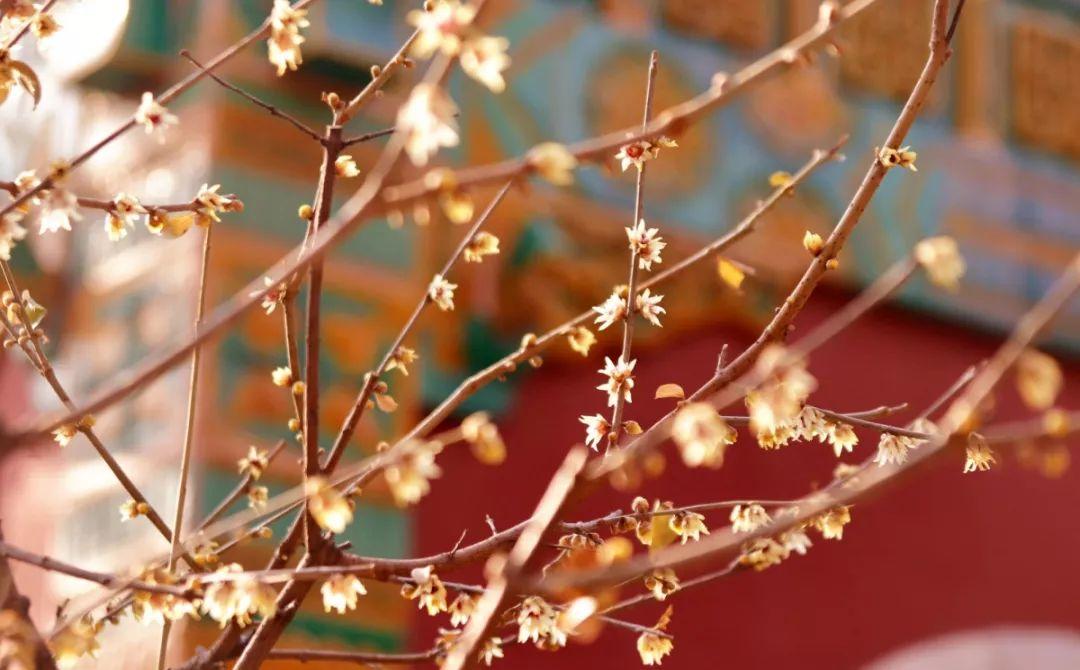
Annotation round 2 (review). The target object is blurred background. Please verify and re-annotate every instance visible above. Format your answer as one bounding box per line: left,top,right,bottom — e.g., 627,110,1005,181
0,0,1078,668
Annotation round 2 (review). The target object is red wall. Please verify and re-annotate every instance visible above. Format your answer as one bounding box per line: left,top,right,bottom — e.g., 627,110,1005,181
414,288,1080,668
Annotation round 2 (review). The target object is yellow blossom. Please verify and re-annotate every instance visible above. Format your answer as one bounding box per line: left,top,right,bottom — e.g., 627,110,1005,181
626,219,666,271
384,441,442,506
52,423,77,447
802,230,824,255
460,35,511,93
597,356,636,408
386,345,419,376
915,236,966,290
567,326,596,356
813,506,851,540
134,92,177,135
963,433,996,473
398,84,459,166
672,403,735,468
305,476,353,533
1015,348,1062,411
740,537,786,571
448,593,476,627
516,596,566,647
440,190,474,224
579,413,610,451
320,574,367,614
643,568,680,601
528,142,577,185
730,504,771,533
877,145,917,171
428,274,457,311
463,231,500,263
401,566,448,616
407,0,476,57
268,0,308,75
271,366,293,387
238,446,269,479
49,616,100,668
478,636,504,666
462,412,506,465
668,511,708,544
334,155,360,178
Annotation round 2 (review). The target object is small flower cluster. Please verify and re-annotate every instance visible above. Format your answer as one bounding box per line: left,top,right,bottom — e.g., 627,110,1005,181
267,0,309,76
615,136,678,172
385,440,443,506
408,0,510,93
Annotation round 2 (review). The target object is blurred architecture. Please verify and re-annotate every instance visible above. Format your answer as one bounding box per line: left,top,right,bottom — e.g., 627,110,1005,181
0,0,1077,668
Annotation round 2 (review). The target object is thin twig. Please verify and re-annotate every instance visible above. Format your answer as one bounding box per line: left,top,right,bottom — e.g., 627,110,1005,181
180,50,322,142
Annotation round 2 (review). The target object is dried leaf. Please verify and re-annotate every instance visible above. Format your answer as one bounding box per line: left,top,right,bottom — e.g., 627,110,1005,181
10,60,41,108
654,383,685,400
717,257,745,290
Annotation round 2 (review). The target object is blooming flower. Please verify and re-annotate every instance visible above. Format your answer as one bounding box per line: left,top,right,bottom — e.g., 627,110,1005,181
669,511,708,544
194,184,236,223
52,424,77,447
334,155,360,178
597,356,636,407
963,433,996,473
671,403,735,468
38,186,81,234
271,366,293,387
0,211,27,260
304,476,353,534
516,596,565,647
398,84,460,166
579,413,610,451
251,276,287,315
385,442,442,506
48,616,100,668
407,0,476,57
460,35,511,93
626,219,666,270
448,593,476,627
478,637,504,666
877,145,918,171
827,422,858,457
915,236,966,291
643,568,680,601
813,506,851,540
428,273,458,311
592,291,626,331
462,412,506,465
247,485,268,510
740,537,786,571
386,345,419,376
134,92,177,135
779,528,813,556
567,326,596,356
528,142,577,185
238,446,269,479
873,432,919,467
615,136,678,172
637,630,673,666
268,0,308,76
401,566,448,616
1015,348,1062,411
320,574,367,614
463,231,499,263
730,503,771,533
636,288,665,327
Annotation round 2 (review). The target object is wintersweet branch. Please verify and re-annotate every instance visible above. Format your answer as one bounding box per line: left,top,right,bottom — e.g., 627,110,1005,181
19,0,873,444
0,0,324,222
536,251,1080,598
